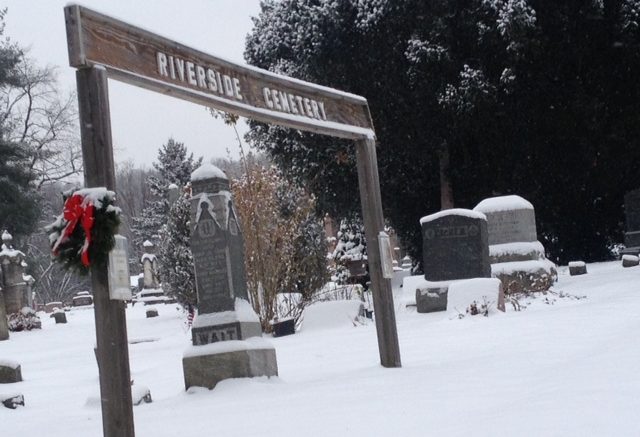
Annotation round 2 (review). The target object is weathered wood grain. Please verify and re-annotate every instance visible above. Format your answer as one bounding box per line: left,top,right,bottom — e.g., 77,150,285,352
65,4,374,139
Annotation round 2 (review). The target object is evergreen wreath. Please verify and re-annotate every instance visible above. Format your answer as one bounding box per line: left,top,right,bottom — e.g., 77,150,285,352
46,188,121,275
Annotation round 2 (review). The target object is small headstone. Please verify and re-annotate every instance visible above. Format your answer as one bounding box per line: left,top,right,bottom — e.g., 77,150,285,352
415,284,448,313
72,293,93,307
1,393,24,409
51,311,67,324
622,255,639,268
271,318,295,337
0,361,22,383
622,188,640,255
568,261,587,276
146,308,159,318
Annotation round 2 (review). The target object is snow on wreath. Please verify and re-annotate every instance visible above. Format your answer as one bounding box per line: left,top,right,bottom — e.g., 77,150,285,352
46,188,121,275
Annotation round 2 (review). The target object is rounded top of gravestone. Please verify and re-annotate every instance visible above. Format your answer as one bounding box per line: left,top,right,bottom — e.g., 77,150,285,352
2,230,12,243
474,195,533,213
191,164,227,182
419,208,486,225
167,183,179,190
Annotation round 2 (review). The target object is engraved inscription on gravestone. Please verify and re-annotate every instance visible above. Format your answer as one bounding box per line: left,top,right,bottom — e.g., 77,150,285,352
484,209,536,245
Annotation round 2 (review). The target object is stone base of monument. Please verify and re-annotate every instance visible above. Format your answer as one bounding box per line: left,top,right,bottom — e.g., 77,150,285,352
446,278,505,317
191,301,263,345
622,255,639,268
492,260,557,294
415,282,449,313
489,241,546,264
568,261,587,276
0,361,22,383
182,337,278,390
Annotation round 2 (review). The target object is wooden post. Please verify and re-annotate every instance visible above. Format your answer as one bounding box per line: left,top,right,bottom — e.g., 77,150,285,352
76,66,136,437
355,138,402,368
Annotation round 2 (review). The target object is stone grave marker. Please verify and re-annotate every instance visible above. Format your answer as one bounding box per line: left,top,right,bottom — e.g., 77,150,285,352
182,164,277,390
623,188,640,255
141,241,160,289
622,255,638,268
568,261,587,276
146,308,158,318
0,361,22,383
417,209,490,313
51,311,67,324
421,209,490,281
474,195,556,293
1,393,24,409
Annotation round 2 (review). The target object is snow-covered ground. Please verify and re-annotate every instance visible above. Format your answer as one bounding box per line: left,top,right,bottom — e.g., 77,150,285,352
2,261,640,436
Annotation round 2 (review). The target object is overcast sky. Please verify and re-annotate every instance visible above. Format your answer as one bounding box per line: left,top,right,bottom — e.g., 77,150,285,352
3,0,263,167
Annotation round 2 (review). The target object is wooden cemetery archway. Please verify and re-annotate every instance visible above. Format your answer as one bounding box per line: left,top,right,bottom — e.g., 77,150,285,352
65,5,401,437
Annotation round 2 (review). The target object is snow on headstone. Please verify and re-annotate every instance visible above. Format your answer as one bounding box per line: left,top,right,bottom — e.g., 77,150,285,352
190,163,228,181
473,195,536,246
474,195,556,293
568,261,587,276
621,255,639,268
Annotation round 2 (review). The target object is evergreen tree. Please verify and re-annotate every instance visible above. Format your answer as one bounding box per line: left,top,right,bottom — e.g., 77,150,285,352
0,10,39,239
246,0,640,264
131,138,202,260
158,189,196,308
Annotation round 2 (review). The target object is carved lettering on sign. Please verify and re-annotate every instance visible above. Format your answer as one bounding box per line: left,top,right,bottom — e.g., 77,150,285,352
157,52,243,100
262,87,327,121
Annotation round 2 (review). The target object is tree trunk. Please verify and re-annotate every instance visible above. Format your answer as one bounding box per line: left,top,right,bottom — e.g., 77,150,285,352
439,144,454,210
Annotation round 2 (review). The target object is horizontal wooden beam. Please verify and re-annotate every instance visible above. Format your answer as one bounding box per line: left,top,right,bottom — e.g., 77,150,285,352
65,4,375,140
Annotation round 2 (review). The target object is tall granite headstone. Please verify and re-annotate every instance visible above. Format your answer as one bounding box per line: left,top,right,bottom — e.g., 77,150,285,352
623,188,640,255
182,164,277,390
417,209,491,313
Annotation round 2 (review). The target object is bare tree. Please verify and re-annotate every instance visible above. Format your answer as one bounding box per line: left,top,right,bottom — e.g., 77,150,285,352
0,54,81,188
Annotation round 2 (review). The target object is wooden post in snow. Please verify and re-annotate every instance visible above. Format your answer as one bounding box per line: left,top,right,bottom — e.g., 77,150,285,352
355,138,402,368
76,66,136,437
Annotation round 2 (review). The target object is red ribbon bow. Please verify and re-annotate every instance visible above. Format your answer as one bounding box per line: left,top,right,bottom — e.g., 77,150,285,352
53,193,96,267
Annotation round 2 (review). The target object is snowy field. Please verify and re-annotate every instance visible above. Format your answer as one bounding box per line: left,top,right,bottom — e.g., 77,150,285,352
2,260,640,436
